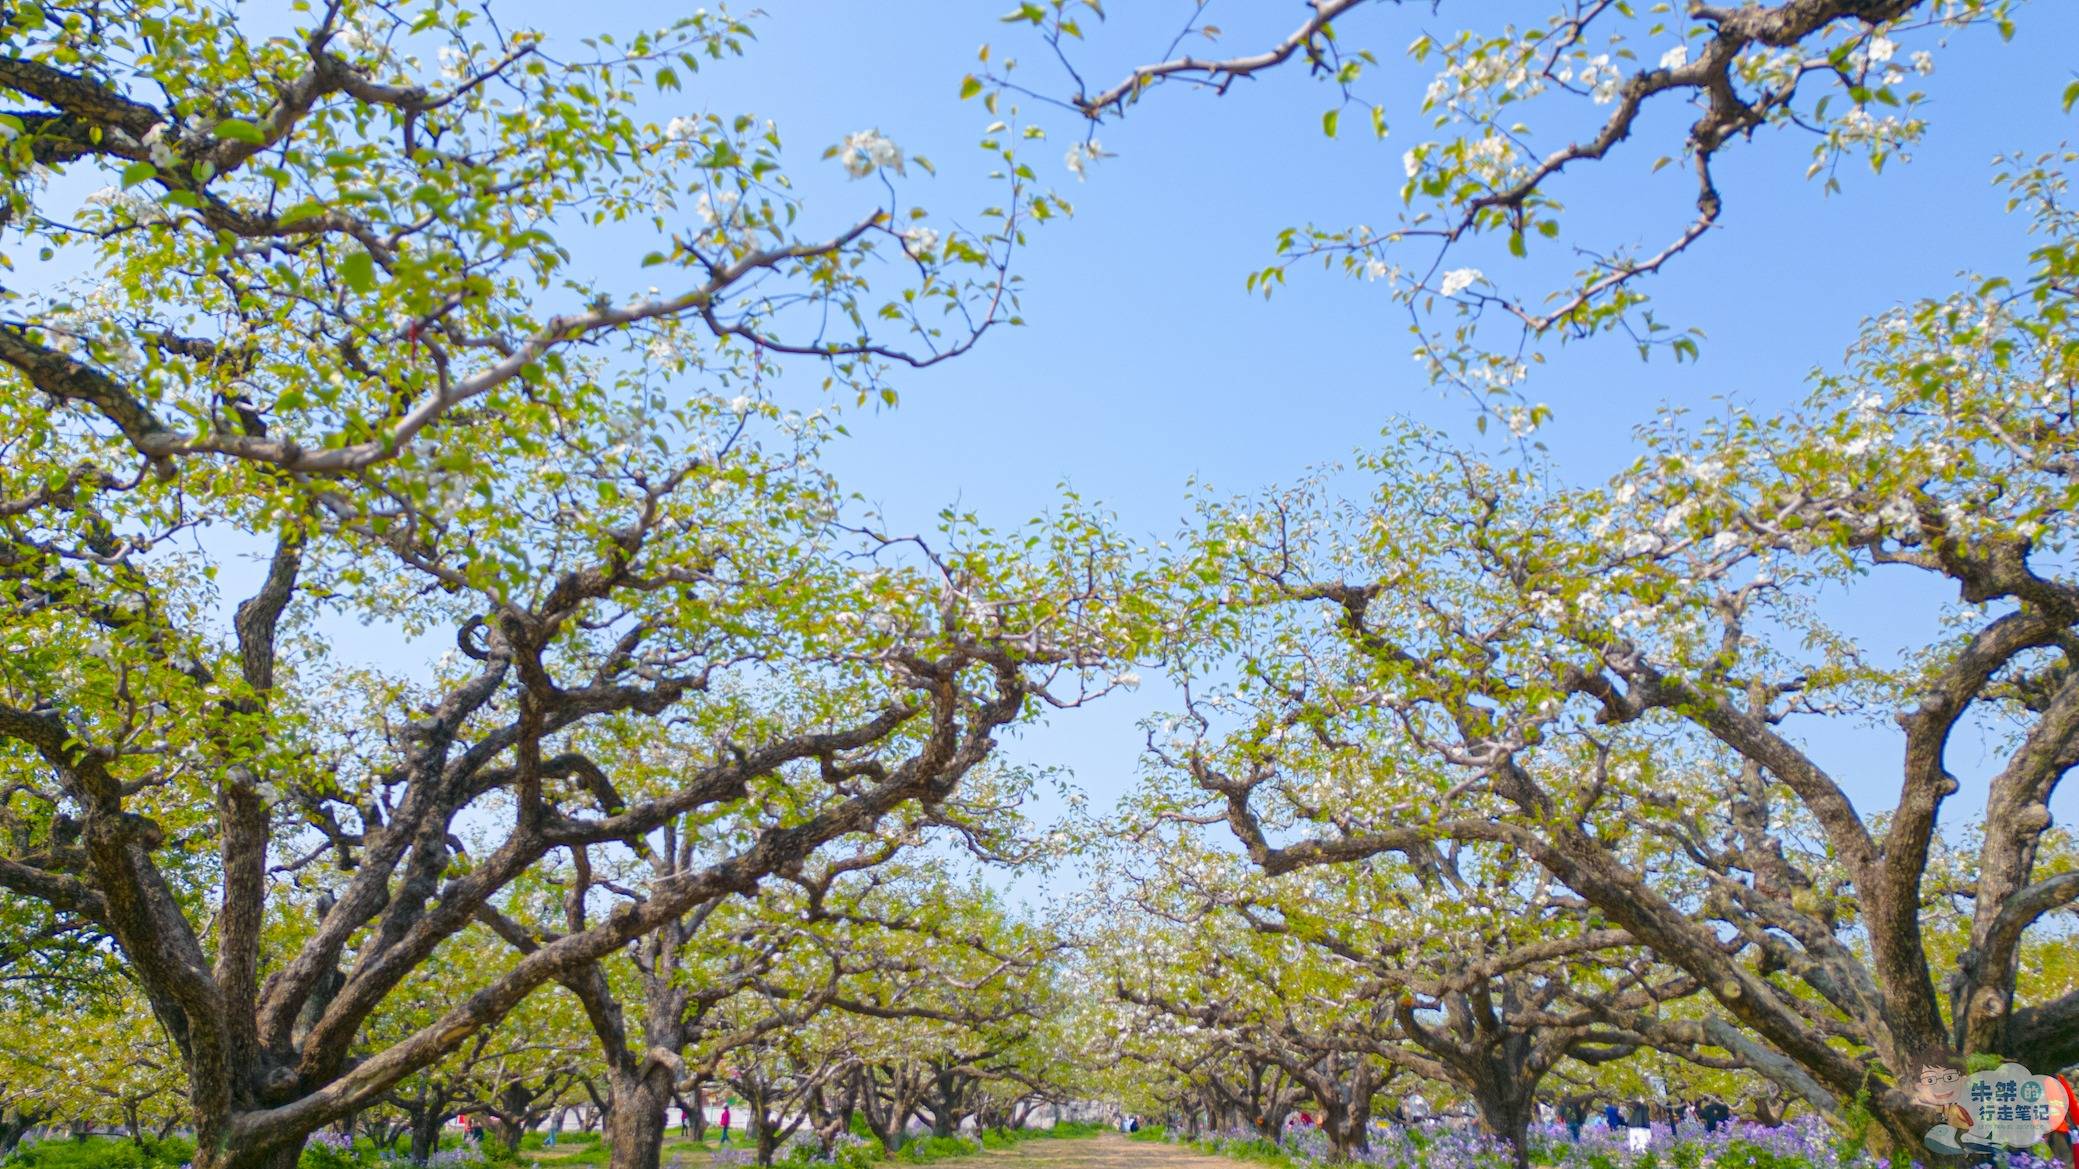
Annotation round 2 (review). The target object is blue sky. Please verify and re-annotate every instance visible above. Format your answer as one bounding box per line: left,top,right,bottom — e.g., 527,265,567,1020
368,1,2079,898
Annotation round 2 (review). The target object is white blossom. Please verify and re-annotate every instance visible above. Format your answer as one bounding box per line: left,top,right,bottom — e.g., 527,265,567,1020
1439,267,1483,297
1659,44,1689,70
436,44,470,81
694,188,740,227
1657,498,1696,533
1462,135,1518,184
901,226,940,260
838,129,903,178
1065,138,1102,180
142,123,177,169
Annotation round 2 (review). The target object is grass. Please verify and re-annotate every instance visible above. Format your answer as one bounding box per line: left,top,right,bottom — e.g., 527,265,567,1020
510,1122,1103,1169
4,1137,194,1169
1191,1136,1299,1169
980,1123,1108,1150
517,1134,722,1168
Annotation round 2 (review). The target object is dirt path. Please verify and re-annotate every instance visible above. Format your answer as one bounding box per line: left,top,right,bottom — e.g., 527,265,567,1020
984,1135,1233,1169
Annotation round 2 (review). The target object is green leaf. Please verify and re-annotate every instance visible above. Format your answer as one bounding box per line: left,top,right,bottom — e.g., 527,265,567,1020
119,160,157,188
214,118,267,145
1508,230,1526,258
339,251,376,294
1322,109,1340,138
960,75,984,100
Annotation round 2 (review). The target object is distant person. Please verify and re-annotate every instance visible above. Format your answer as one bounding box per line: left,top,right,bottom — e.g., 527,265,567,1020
1700,1098,1730,1135
1129,1118,1140,1134
2045,1073,2075,1169
1604,1102,1624,1132
719,1105,732,1146
1562,1100,1586,1143
1626,1101,1651,1152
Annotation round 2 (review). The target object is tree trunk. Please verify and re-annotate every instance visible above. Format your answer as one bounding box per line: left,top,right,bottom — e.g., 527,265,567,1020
1321,1095,1372,1160
1471,1086,1534,1169
677,1088,707,1141
1864,1094,1951,1166
488,1110,522,1150
0,1111,38,1155
199,1140,306,1169
358,1113,402,1155
1260,1099,1292,1144
863,1068,918,1152
408,1108,445,1165
486,1081,537,1150
603,1070,673,1169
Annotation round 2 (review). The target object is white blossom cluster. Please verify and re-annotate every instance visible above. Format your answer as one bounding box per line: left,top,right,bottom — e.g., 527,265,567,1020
1065,137,1102,180
1418,31,1546,111
839,129,903,178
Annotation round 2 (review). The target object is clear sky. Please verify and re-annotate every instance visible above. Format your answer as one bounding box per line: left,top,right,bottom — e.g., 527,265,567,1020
343,1,2079,901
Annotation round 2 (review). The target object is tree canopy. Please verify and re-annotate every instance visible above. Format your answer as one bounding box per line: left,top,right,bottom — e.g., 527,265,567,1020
4,3,2077,1169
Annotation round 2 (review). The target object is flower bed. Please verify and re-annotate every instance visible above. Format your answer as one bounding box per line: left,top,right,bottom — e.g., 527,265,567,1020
1175,1115,2070,1169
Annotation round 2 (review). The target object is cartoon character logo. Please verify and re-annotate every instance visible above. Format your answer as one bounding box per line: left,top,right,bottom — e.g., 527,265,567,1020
1914,1063,1966,1109
1914,1060,1975,1155
1916,1058,2069,1156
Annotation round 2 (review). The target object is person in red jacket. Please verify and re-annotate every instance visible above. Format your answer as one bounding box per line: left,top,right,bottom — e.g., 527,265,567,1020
2047,1074,2076,1169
